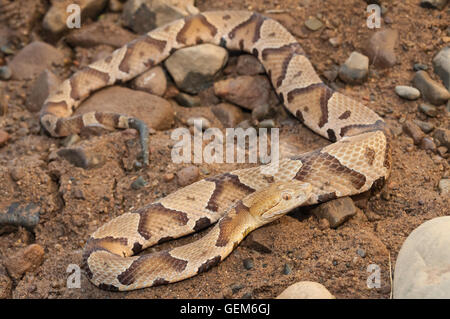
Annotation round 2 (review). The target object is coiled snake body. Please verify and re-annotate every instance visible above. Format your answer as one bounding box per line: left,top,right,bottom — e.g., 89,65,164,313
39,11,391,291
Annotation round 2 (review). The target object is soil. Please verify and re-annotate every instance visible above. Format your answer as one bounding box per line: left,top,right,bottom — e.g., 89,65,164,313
0,0,449,299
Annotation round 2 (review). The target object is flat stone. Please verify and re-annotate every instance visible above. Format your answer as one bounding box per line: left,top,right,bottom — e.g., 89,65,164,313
165,44,228,94
412,71,450,106
433,46,450,90
338,51,369,84
276,281,335,299
438,179,450,195
43,0,108,36
3,244,45,280
131,66,167,96
394,216,450,298
8,41,64,80
420,0,448,10
236,54,265,76
66,20,138,48
177,165,199,187
364,29,398,68
214,75,271,110
211,103,245,128
310,197,357,228
413,119,435,133
27,70,61,112
403,121,425,145
75,86,174,130
395,85,421,100
419,103,438,117
304,17,323,31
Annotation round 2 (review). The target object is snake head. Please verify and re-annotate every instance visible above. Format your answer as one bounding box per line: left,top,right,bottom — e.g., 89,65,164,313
248,181,312,224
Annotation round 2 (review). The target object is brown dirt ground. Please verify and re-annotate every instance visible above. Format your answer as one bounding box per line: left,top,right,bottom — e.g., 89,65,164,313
0,0,449,299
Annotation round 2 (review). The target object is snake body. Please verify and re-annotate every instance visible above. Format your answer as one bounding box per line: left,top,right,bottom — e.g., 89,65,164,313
39,11,391,291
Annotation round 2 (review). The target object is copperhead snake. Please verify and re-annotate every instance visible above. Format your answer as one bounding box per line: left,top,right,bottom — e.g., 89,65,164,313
39,11,392,291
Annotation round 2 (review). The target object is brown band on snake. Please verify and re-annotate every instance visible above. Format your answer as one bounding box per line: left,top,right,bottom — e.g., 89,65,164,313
205,173,255,212
136,203,189,240
152,278,170,286
193,217,212,232
176,14,218,45
261,43,305,88
364,147,376,166
294,150,367,190
339,119,385,138
197,255,222,274
338,110,351,120
117,251,188,286
69,67,110,101
287,83,334,128
228,13,265,48
118,36,167,74
216,201,249,247
317,192,337,203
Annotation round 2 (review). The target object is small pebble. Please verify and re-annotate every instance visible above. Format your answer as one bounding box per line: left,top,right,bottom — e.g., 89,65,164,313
413,119,434,133
0,66,12,80
305,17,323,31
395,85,421,100
356,248,366,258
131,176,147,190
418,104,438,117
163,173,174,182
282,263,292,275
413,63,428,71
243,258,254,270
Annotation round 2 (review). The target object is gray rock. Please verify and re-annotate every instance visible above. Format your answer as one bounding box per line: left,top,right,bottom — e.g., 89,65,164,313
418,103,438,117
311,197,357,228
413,63,428,71
394,216,450,298
364,29,398,68
236,54,265,76
27,70,61,112
211,103,245,128
433,46,450,90
412,71,450,105
434,128,450,148
66,21,138,48
177,165,199,186
304,17,323,31
174,92,202,107
419,137,436,151
413,119,435,133
43,0,108,36
243,258,254,270
0,66,12,80
276,281,335,299
75,86,174,130
282,263,292,275
214,75,271,110
131,66,167,96
122,0,197,34
403,121,425,145
395,85,420,100
165,44,228,94
338,52,369,84
420,0,448,10
131,176,148,190
8,42,64,80
438,179,450,195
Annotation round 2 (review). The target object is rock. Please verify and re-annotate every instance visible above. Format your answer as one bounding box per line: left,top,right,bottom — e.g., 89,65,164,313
66,21,138,48
3,244,45,280
0,130,9,147
413,119,434,133
395,85,420,100
211,103,245,128
434,128,450,148
437,146,448,156
0,265,12,299
131,66,167,96
310,197,357,228
187,117,211,130
8,42,64,80
243,258,254,270
393,216,450,298
165,44,228,94
364,29,398,68
57,147,104,169
43,0,108,36
276,281,335,299
282,263,292,275
177,165,199,186
131,176,147,190
27,70,61,113
412,71,450,105
433,46,450,90
356,248,366,258
323,67,339,82
403,121,425,145
304,17,323,31
338,51,369,84
418,103,438,117
438,179,450,195
0,66,12,80
174,92,202,107
214,75,271,110
420,0,448,10
75,86,174,130
122,0,197,34
236,54,265,76
419,137,436,151
163,173,174,182
328,37,341,48
413,63,428,71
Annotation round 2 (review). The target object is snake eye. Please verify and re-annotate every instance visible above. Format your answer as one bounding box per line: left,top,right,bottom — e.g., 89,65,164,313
282,193,292,200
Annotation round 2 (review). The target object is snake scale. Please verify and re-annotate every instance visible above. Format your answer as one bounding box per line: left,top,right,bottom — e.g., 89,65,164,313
39,11,392,291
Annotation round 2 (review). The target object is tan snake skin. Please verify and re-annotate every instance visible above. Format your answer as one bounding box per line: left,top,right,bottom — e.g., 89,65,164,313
39,11,391,291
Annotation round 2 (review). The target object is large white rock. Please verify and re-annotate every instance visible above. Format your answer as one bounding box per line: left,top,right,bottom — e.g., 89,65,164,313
276,281,335,299
394,216,450,298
